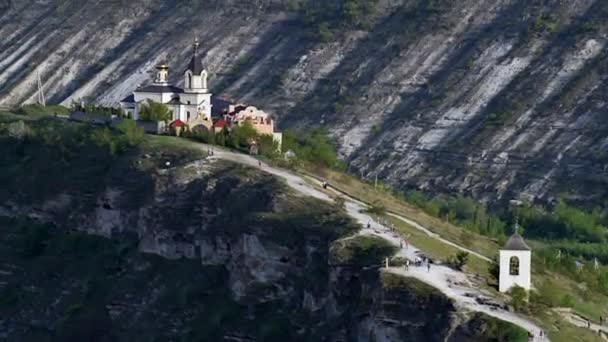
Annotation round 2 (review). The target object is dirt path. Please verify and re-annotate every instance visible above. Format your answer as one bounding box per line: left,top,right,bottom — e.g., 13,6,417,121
554,309,608,340
203,146,547,341
301,174,492,262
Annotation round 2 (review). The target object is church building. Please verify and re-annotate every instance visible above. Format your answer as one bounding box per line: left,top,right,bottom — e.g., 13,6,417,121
120,39,213,126
120,38,283,150
499,224,532,293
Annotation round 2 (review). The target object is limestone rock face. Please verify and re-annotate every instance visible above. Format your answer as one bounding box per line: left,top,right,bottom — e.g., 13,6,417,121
2,0,608,206
0,148,520,341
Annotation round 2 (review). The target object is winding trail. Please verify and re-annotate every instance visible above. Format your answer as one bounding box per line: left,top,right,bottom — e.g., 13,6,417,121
204,145,547,341
301,173,492,262
555,309,608,341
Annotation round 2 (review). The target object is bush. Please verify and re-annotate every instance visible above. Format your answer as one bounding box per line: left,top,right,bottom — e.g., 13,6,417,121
281,129,344,170
116,119,145,146
404,191,508,240
518,200,607,243
448,251,469,271
228,121,258,150
365,202,386,217
488,256,499,284
138,100,171,122
509,286,528,312
90,127,122,155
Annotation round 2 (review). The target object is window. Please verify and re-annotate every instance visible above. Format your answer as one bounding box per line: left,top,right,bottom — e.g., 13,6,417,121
509,256,520,275
187,111,191,120
188,74,192,88
187,101,191,105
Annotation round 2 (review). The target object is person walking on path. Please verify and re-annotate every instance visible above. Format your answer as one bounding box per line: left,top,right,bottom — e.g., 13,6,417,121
405,259,410,271
399,240,403,249
427,262,431,273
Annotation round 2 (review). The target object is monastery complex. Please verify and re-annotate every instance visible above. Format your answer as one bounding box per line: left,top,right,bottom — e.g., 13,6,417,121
120,39,282,149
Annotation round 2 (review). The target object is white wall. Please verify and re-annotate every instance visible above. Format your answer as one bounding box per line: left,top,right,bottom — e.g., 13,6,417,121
499,250,531,293
180,92,212,120
134,92,162,103
184,71,207,91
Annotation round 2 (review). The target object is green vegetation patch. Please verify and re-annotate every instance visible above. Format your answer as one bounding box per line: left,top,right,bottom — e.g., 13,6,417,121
330,235,396,266
380,272,442,298
460,312,529,342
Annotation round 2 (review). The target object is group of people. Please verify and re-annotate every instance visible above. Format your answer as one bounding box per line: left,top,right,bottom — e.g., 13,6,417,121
529,329,546,340
403,256,431,272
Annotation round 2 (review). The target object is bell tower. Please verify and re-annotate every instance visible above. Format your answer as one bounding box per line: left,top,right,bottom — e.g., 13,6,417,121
184,38,208,92
499,221,532,293
154,63,169,85
182,37,212,121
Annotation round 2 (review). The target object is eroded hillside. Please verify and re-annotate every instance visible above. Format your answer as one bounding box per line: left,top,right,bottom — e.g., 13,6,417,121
1,0,607,207
0,116,529,341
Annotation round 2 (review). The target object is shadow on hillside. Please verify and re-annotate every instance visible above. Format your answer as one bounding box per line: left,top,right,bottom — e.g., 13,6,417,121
210,17,314,102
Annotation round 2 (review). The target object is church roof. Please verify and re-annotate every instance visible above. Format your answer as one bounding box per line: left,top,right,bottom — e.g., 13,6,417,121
188,55,204,75
120,94,135,103
187,39,204,75
136,84,183,93
170,119,186,128
502,234,531,251
213,119,227,128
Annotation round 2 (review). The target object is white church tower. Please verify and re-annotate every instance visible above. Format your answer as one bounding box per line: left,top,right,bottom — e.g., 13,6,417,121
499,223,532,293
181,38,212,122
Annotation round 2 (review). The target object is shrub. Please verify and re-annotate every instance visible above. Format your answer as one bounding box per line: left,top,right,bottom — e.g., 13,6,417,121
488,256,499,284
281,129,344,170
116,119,145,146
509,286,528,312
365,202,386,216
448,251,469,271
138,100,171,122
228,121,258,150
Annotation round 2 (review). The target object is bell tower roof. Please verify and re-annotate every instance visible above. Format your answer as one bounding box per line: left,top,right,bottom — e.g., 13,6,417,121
187,38,204,75
501,220,531,251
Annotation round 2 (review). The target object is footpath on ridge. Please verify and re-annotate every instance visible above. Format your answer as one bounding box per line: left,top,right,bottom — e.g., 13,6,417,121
203,145,548,341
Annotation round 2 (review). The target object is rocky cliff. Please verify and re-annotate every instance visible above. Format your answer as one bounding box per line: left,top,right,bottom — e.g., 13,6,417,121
2,0,606,206
0,117,528,341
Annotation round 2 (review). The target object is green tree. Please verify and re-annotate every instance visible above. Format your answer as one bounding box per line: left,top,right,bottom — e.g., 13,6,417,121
488,256,500,284
117,119,145,146
138,100,172,122
90,128,121,155
282,129,344,169
228,121,258,149
258,134,279,158
509,286,528,312
449,251,469,271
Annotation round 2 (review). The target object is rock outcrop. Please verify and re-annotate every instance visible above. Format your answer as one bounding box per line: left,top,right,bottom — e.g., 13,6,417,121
0,123,526,341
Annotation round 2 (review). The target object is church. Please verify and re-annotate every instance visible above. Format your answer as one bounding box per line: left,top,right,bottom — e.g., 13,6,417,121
120,38,213,127
120,38,282,150
498,223,532,293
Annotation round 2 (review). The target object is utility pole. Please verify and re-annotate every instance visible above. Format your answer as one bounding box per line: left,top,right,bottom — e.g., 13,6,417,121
36,71,46,107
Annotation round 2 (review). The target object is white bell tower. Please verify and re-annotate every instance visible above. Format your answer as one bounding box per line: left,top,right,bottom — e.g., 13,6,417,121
182,37,212,122
154,63,169,85
499,222,532,293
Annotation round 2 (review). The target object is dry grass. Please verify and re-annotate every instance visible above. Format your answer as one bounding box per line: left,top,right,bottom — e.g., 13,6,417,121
304,166,607,339
308,167,500,257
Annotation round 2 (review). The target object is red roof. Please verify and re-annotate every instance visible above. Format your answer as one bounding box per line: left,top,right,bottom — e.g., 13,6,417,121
214,119,227,128
170,119,186,127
